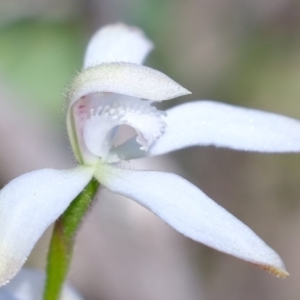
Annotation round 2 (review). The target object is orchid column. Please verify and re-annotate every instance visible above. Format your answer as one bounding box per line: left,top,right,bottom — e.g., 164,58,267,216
1,23,300,300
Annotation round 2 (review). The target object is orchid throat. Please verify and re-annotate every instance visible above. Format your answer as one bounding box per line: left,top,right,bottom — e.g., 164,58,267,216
70,90,166,164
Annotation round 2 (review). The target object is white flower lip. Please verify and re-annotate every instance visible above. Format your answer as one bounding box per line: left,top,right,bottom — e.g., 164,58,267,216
83,94,166,160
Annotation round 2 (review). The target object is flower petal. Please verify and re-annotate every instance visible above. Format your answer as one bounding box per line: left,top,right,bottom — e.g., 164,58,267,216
0,268,84,300
0,167,94,286
84,23,153,69
67,62,190,107
149,101,300,156
95,164,288,277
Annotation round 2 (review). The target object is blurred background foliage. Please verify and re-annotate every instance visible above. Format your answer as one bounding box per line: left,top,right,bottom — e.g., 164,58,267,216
0,0,300,300
0,20,83,116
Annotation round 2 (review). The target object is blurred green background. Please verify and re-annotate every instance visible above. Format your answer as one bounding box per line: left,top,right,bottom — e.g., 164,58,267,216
0,0,300,300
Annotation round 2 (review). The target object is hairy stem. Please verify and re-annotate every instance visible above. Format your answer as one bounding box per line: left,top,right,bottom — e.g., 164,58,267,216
43,178,100,300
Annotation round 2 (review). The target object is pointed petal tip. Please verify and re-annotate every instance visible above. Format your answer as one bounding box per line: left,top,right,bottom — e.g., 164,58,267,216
173,85,191,99
0,256,23,287
180,87,192,97
256,264,289,278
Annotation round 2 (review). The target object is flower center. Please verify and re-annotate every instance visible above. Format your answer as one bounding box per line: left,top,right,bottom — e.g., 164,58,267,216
81,93,166,161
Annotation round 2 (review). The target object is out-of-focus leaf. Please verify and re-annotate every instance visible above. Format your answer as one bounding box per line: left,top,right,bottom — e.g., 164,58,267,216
0,20,84,117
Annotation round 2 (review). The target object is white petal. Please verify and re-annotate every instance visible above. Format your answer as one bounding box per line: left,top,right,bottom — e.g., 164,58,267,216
67,62,190,107
96,164,288,277
0,268,84,300
84,23,153,69
149,101,300,156
0,167,94,286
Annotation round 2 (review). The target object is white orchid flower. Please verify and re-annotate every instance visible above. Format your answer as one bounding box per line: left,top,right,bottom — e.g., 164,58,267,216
1,23,300,286
0,268,83,300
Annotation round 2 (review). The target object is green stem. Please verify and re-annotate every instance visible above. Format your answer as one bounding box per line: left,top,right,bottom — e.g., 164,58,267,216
43,177,100,300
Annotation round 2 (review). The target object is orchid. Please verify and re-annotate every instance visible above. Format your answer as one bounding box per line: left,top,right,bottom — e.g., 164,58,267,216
1,23,300,297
